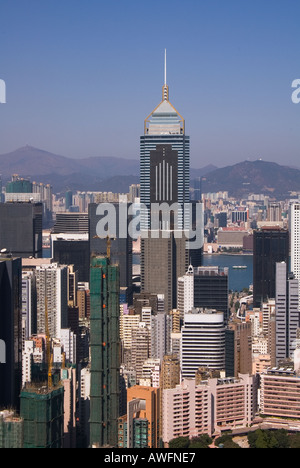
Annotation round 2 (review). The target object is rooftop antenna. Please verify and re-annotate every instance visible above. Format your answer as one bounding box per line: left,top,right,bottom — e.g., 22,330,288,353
162,49,169,101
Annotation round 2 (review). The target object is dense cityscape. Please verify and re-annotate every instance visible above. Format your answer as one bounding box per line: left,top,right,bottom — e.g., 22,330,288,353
1,1,300,454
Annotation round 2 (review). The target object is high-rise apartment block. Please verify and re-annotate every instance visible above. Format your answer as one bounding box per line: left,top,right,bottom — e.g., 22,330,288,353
225,320,252,378
260,366,300,419
290,201,300,295
162,374,257,443
35,263,68,339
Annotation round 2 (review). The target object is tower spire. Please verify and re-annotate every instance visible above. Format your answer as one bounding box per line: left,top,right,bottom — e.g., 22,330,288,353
162,48,169,101
164,48,167,86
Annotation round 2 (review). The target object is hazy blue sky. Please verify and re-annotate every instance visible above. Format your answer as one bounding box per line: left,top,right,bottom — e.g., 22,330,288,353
0,0,300,168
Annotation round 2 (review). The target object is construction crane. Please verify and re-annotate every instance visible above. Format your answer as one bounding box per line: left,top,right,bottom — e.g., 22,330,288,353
45,297,53,389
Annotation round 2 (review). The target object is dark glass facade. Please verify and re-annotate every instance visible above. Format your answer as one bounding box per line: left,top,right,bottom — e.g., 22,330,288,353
253,228,289,308
0,202,42,258
89,203,133,300
53,239,90,283
193,267,229,322
0,255,22,409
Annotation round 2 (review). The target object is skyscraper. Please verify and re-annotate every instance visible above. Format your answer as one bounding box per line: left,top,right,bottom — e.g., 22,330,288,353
0,202,43,258
275,262,300,364
140,51,190,312
290,201,300,295
89,255,120,448
89,203,133,302
0,253,22,409
35,263,68,339
253,227,289,308
181,309,226,379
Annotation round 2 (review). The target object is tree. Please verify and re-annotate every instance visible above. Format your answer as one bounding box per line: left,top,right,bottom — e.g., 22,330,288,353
189,435,212,448
255,431,268,449
169,437,189,449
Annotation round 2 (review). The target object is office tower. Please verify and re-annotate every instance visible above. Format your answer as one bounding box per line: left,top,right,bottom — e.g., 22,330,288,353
181,309,225,379
0,253,22,409
141,233,188,313
35,263,68,339
290,201,300,295
89,203,133,299
89,256,120,448
275,262,300,364
216,212,227,228
53,212,89,234
268,203,282,222
253,227,289,308
0,202,43,258
140,51,190,313
133,292,160,316
20,384,64,448
232,210,248,224
178,266,229,322
0,410,24,448
126,386,160,449
52,233,90,283
225,320,252,378
65,190,73,210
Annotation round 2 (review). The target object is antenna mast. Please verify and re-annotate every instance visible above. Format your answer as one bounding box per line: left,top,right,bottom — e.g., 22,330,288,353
162,49,169,101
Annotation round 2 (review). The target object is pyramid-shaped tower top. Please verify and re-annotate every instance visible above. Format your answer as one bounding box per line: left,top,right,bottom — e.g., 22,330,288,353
144,50,185,135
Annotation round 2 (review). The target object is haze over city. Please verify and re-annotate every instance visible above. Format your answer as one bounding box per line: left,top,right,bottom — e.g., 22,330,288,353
1,0,300,168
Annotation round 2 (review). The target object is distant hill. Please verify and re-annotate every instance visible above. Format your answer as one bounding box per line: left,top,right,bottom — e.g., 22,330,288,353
0,146,217,193
0,146,140,192
198,160,300,198
1,147,298,197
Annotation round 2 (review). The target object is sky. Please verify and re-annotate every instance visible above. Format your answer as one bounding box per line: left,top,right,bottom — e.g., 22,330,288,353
0,0,300,169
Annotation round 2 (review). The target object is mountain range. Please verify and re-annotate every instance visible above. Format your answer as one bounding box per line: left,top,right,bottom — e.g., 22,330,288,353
0,145,299,198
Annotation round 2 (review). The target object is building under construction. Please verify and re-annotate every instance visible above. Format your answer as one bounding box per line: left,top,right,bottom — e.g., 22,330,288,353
89,255,120,448
0,410,24,448
20,383,64,449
